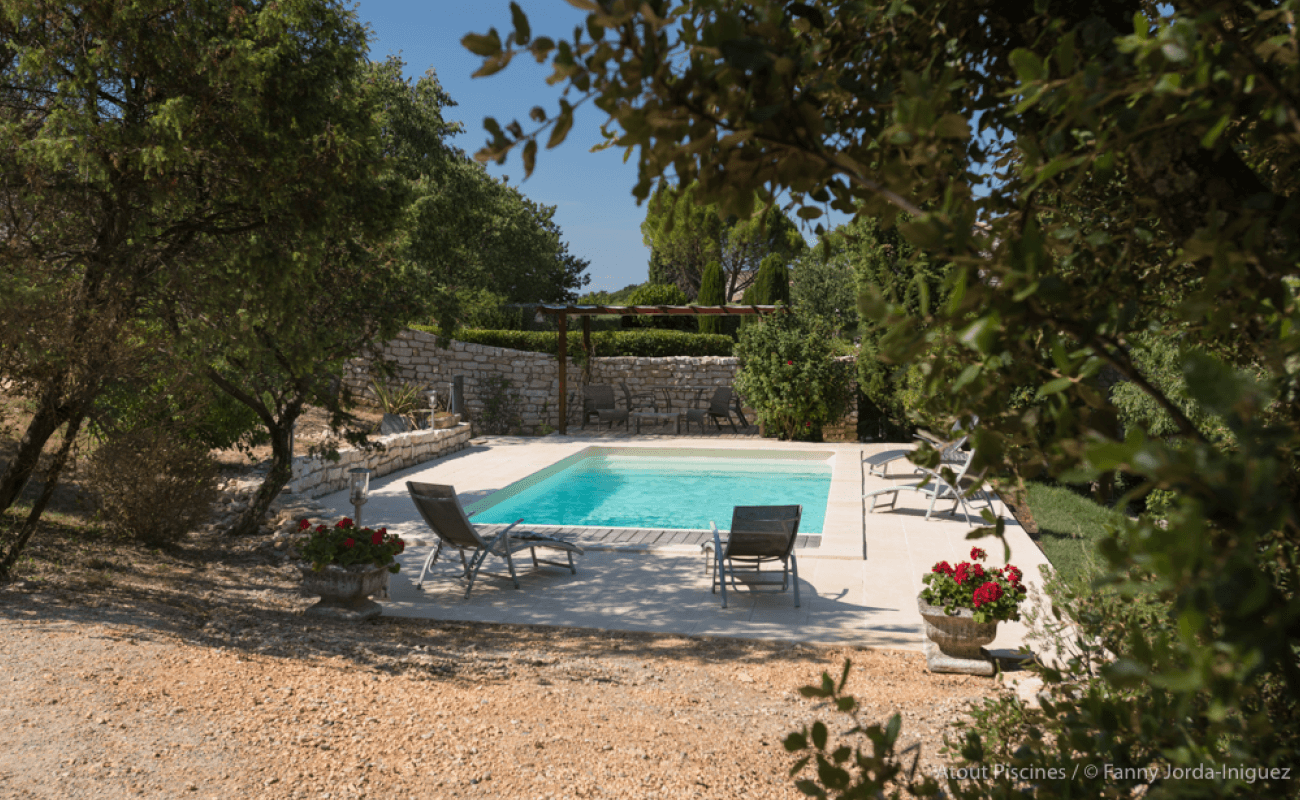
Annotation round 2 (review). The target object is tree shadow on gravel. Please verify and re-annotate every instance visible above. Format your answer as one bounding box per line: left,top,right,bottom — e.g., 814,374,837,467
0,518,854,688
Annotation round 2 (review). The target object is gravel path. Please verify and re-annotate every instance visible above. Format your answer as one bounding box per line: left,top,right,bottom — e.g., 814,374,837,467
0,536,997,800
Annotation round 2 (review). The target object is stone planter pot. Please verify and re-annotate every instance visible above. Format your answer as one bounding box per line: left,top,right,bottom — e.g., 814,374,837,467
300,564,390,621
918,596,998,676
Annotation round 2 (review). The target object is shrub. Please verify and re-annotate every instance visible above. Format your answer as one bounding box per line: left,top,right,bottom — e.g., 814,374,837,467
415,327,734,358
83,428,220,546
476,374,524,435
623,283,693,330
734,312,852,441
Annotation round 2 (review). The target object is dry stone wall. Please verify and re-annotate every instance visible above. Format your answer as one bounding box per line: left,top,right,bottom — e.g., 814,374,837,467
343,328,858,435
286,423,472,499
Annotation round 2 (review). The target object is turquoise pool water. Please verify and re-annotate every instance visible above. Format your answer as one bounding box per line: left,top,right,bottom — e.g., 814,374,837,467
465,447,833,533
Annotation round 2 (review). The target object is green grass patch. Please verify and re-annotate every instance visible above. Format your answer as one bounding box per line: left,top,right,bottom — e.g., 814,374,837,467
1026,482,1128,583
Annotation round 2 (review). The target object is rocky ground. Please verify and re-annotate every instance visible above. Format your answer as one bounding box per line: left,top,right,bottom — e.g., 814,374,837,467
1,402,1006,799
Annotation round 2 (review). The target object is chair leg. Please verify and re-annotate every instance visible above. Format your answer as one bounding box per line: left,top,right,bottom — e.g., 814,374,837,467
566,549,577,574
502,539,520,589
464,550,487,599
791,554,800,608
417,540,445,587
530,546,538,568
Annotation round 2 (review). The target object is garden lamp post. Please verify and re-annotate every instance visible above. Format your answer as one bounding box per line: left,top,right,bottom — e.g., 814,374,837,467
348,468,371,527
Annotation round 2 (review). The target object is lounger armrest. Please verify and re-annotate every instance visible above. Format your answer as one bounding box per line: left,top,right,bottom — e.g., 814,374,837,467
484,519,524,554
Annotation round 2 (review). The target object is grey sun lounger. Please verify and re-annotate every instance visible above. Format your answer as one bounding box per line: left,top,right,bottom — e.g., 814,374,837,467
704,505,803,608
406,482,584,599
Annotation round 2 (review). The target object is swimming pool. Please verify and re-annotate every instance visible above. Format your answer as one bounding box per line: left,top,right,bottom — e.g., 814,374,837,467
464,447,834,533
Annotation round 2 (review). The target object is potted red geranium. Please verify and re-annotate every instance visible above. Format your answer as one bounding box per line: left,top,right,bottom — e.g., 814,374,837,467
296,518,406,620
918,547,1027,675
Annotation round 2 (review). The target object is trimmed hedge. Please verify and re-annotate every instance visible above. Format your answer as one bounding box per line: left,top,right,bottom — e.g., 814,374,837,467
409,326,734,357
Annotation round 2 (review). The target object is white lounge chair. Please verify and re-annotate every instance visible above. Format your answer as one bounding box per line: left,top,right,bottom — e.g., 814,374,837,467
864,450,993,526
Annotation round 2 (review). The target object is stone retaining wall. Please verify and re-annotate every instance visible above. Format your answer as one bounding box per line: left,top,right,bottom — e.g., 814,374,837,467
286,423,472,499
343,329,858,435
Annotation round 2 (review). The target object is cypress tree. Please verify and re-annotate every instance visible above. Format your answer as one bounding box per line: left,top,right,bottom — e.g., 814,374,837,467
696,260,725,334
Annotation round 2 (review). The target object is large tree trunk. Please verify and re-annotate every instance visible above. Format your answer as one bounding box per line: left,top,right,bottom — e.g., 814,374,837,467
0,412,85,578
228,410,299,538
0,380,73,514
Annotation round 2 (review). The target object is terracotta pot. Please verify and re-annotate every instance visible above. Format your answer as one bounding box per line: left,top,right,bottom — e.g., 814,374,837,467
918,596,998,675
300,564,389,621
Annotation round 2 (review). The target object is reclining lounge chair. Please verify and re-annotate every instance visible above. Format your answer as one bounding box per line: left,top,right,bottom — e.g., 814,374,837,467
406,482,584,598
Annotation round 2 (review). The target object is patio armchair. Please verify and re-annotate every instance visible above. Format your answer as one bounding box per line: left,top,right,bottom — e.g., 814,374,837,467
406,482,584,598
582,384,628,428
619,381,658,412
863,450,993,526
685,386,738,433
704,505,803,608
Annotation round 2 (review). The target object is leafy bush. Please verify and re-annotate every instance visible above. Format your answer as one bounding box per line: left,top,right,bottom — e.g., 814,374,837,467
623,283,693,330
83,428,220,546
414,326,734,357
734,313,852,441
476,374,524,435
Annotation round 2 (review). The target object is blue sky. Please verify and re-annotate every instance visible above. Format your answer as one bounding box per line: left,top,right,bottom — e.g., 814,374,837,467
358,0,651,293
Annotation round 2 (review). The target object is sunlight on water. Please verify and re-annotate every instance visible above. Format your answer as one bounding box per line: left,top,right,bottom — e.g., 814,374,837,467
471,452,832,533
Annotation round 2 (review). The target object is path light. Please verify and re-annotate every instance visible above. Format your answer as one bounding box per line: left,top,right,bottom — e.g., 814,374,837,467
348,467,371,527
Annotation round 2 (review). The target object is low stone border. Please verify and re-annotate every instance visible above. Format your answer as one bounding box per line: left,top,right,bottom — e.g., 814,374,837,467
285,422,472,499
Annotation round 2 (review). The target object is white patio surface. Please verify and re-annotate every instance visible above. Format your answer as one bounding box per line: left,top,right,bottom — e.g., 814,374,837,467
315,435,1052,656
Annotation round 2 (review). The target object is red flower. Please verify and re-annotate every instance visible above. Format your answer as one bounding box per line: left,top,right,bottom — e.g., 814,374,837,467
932,561,954,576
787,360,793,365
336,517,353,529
970,547,986,561
972,563,985,580
342,538,355,548
396,540,405,554
371,530,384,546
315,524,327,534
972,581,1003,608
298,518,311,531
953,563,971,584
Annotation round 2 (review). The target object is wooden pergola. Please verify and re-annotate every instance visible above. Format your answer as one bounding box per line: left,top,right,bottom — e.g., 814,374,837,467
535,304,785,434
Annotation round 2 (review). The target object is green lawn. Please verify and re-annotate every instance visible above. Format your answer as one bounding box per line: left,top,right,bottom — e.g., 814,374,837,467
1025,482,1129,583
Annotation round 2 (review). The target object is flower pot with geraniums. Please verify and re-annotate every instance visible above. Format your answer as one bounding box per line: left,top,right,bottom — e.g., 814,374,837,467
296,517,406,621
918,547,1027,675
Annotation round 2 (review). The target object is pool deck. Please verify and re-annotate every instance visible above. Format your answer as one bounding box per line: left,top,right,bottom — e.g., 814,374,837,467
316,433,1052,656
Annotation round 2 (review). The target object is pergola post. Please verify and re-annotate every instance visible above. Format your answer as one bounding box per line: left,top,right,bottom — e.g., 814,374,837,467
557,311,568,434
537,303,782,437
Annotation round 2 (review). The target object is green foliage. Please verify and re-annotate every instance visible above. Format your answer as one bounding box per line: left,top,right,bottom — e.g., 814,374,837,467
422,327,735,358
753,253,791,308
473,2,1300,794
782,661,938,798
734,313,852,441
370,381,427,426
577,284,643,305
623,283,692,330
475,375,525,435
696,261,727,334
83,429,220,547
790,251,859,334
296,518,405,574
641,181,805,299
0,0,380,549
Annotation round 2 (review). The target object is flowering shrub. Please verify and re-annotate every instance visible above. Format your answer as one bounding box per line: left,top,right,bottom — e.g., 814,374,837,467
296,517,406,573
920,547,1025,624
734,312,852,442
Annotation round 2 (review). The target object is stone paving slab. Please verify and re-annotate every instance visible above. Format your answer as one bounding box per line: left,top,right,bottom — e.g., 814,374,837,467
317,433,1052,655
